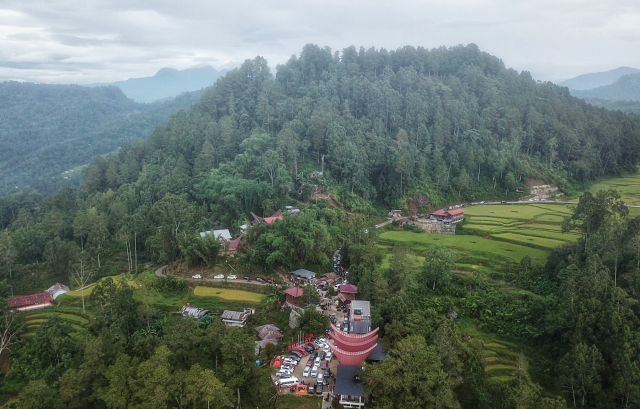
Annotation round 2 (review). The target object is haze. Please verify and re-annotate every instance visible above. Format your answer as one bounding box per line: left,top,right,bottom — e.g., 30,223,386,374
1,0,639,84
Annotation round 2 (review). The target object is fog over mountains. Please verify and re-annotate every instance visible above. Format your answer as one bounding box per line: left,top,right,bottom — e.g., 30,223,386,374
558,66,640,91
89,66,227,103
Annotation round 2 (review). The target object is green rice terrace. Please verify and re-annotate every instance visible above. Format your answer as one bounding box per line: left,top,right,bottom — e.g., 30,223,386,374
586,170,640,206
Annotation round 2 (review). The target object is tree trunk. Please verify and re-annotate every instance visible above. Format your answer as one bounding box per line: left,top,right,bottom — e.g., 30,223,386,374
236,387,240,409
134,232,137,274
81,287,85,314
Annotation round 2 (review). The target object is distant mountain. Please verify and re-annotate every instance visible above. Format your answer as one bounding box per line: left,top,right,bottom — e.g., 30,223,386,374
558,66,640,91
0,81,205,195
91,66,227,103
572,73,640,102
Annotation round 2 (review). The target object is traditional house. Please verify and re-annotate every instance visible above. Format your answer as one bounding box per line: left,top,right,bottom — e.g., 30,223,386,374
255,324,282,350
251,210,284,226
221,309,252,327
340,284,358,296
283,286,303,308
180,305,208,320
199,229,232,241
45,283,70,300
7,292,52,311
227,234,243,255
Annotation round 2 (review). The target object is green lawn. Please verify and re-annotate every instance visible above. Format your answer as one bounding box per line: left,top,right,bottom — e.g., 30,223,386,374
379,230,547,262
586,171,640,206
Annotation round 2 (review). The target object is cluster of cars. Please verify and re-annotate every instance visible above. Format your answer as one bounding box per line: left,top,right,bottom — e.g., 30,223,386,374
274,337,334,394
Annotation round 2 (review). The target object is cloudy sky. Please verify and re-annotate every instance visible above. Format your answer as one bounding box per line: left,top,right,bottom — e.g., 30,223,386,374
1,0,639,84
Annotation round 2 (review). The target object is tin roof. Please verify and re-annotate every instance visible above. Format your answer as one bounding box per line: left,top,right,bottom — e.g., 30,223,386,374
291,269,316,279
284,287,303,298
221,310,247,321
7,292,52,308
340,284,358,294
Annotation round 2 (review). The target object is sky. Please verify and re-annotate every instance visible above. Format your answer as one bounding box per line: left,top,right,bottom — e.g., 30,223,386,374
1,0,639,85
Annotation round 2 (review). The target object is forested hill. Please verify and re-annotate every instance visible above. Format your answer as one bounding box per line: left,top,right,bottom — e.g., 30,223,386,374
0,82,205,196
81,43,640,224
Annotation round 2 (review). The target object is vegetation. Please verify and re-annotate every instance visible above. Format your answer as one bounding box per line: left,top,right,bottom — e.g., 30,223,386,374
192,286,264,303
1,43,640,408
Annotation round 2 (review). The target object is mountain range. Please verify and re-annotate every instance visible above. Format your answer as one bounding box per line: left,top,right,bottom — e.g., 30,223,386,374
89,66,227,103
558,66,640,90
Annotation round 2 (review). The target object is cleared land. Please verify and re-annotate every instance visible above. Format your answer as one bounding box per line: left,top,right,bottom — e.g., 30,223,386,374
193,286,264,303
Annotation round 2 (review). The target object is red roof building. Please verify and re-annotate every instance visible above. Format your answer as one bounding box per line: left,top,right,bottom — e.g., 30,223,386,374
7,292,52,311
251,210,284,225
428,208,465,223
340,284,358,294
284,286,303,308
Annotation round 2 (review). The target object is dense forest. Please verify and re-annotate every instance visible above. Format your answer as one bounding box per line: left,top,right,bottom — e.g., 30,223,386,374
0,44,640,408
572,73,640,101
0,82,204,195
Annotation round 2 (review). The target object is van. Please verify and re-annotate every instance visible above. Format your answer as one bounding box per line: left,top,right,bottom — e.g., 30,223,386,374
276,377,299,388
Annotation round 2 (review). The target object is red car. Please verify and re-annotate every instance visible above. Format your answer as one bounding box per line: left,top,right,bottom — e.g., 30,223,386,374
297,348,308,356
320,359,328,370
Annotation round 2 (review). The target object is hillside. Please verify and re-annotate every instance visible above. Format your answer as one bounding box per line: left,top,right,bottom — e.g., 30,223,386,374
90,66,227,103
0,82,205,195
1,45,640,408
558,66,640,90
572,73,640,101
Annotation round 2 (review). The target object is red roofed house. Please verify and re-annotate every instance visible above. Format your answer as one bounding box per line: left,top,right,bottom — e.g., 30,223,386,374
8,292,52,311
340,284,358,295
227,234,243,255
284,286,303,308
428,208,465,223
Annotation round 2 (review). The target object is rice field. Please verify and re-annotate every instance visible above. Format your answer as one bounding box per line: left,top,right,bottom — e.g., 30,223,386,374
193,286,264,303
65,277,138,297
462,204,579,251
379,230,548,262
21,310,89,338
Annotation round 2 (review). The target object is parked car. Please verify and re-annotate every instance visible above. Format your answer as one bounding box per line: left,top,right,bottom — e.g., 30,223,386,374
326,351,333,361
256,277,265,283
227,275,237,280
191,274,202,279
317,373,324,385
243,275,251,281
290,350,303,358
315,381,323,394
324,367,331,378
320,359,328,370
302,366,311,377
283,358,297,366
305,359,313,368
275,377,299,388
276,369,293,378
214,274,224,279
319,351,326,360
304,345,314,352
310,366,319,377
314,356,321,365
297,348,308,356
309,351,318,360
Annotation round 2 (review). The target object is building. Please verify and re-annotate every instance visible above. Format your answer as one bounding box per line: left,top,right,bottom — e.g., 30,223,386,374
285,206,301,215
428,208,465,223
283,286,303,308
199,229,233,241
349,300,372,334
327,325,378,366
180,305,209,320
291,268,316,282
45,283,70,300
340,284,357,296
220,309,252,327
334,365,365,408
7,292,52,311
255,324,282,351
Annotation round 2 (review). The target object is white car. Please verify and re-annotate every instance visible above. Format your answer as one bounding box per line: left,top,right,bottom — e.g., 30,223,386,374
303,366,311,377
214,274,224,279
227,275,237,280
276,369,293,377
326,351,333,362
323,345,330,353
283,358,297,366
314,356,321,365
191,274,202,279
317,373,324,384
311,365,319,377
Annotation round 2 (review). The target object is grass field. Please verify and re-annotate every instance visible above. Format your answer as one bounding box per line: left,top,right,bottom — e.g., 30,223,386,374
21,310,89,337
193,286,264,303
65,276,137,297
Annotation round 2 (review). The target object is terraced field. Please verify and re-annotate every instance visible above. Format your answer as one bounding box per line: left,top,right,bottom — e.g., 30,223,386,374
193,286,264,303
463,204,579,251
22,310,89,337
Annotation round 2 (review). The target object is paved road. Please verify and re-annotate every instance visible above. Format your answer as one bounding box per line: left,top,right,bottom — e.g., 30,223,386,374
154,264,277,287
